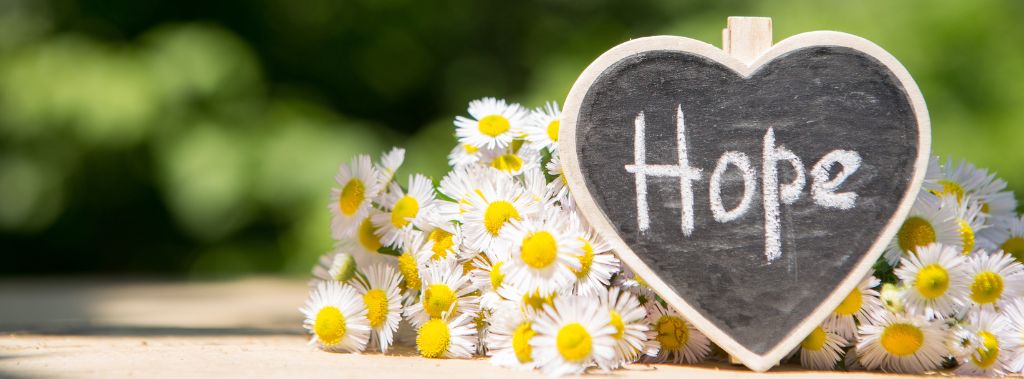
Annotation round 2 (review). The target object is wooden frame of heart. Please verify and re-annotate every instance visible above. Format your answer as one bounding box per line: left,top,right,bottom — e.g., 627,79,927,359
558,18,930,372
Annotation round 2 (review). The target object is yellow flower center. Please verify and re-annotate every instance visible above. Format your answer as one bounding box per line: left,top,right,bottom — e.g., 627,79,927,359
897,217,936,254
391,196,419,228
801,326,827,351
915,264,950,300
937,180,965,202
835,288,863,316
397,252,421,291
610,310,625,340
428,228,454,260
339,179,365,216
314,306,346,346
478,115,511,137
363,289,389,328
573,238,594,279
416,319,450,358
546,120,560,142
423,284,457,318
1002,237,1024,263
512,322,535,363
489,261,505,290
556,323,592,362
490,153,523,173
656,315,689,351
880,323,923,356
463,144,479,154
970,271,1004,305
959,220,975,255
521,231,558,269
357,218,382,252
971,331,1000,368
522,290,555,311
484,201,520,236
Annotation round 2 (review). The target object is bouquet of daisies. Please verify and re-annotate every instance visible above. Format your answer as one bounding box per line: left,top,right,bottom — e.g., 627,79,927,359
301,97,1024,377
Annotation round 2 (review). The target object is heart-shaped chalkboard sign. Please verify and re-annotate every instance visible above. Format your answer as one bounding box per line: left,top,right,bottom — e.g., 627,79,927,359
559,24,929,371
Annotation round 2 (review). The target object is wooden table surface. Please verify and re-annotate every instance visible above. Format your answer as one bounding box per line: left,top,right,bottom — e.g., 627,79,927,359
0,277,964,378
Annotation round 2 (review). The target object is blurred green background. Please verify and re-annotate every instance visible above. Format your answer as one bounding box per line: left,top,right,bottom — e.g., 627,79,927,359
1,0,1022,277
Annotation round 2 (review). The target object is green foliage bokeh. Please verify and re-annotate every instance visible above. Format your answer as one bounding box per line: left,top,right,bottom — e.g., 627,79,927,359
0,0,1021,277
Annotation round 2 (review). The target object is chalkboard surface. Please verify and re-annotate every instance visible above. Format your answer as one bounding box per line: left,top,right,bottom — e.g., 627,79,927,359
560,33,930,370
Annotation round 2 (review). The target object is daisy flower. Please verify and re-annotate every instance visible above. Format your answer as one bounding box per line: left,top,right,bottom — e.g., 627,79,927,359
932,157,1016,219
455,97,528,150
486,301,538,370
436,165,493,225
524,101,561,152
896,243,970,319
645,302,710,364
372,174,437,248
570,213,620,297
404,258,480,328
417,224,463,265
531,295,618,376
300,281,371,353
601,287,653,367
823,274,882,341
956,310,1013,376
1000,298,1024,372
504,209,584,294
462,172,540,253
951,195,986,255
375,147,405,186
479,145,539,176
504,283,562,313
310,251,357,285
884,192,960,265
395,231,432,298
329,155,381,239
522,165,553,207
793,325,846,370
350,210,394,267
470,248,512,310
856,310,948,373
965,250,1024,311
545,153,570,204
920,156,943,194
353,264,403,352
614,266,658,306
448,143,482,169
978,215,1024,264
416,312,477,359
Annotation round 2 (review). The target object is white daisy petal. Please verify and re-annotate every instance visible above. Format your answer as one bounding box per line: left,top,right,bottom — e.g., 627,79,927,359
455,97,528,150
644,302,710,364
823,274,882,341
300,281,371,353
896,243,971,319
524,101,561,152
955,309,1014,376
353,264,403,352
329,155,381,239
504,208,584,294
403,257,480,328
856,310,948,373
884,192,961,266
372,174,437,249
531,295,618,376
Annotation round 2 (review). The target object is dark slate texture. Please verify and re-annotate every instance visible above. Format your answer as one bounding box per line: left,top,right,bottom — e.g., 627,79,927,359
575,46,918,354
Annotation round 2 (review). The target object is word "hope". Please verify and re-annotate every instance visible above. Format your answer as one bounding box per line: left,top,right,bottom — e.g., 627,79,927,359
625,105,862,263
